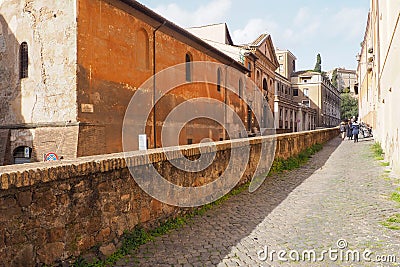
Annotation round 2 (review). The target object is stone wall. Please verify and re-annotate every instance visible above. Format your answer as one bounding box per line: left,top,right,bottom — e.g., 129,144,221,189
0,128,338,265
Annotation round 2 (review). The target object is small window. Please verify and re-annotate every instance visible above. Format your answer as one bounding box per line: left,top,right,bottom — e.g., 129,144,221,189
293,89,299,96
304,88,309,97
187,139,193,145
20,42,28,79
262,78,267,91
247,62,252,77
302,100,310,107
185,53,192,82
217,68,222,92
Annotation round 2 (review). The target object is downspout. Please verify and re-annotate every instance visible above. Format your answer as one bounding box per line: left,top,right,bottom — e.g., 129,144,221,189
252,56,257,132
152,21,166,148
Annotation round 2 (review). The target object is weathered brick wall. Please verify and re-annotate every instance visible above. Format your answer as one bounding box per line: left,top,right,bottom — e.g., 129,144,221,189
77,124,106,157
0,128,338,265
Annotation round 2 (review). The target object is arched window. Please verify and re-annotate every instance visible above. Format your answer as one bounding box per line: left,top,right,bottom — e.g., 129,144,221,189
238,78,243,99
136,29,149,70
20,42,28,79
217,68,222,92
185,53,192,82
262,78,268,91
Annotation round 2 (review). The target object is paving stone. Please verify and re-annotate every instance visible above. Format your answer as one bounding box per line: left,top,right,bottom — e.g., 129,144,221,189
115,137,400,266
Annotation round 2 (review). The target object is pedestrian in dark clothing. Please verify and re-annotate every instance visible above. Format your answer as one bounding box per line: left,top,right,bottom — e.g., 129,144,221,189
347,121,353,140
352,121,360,142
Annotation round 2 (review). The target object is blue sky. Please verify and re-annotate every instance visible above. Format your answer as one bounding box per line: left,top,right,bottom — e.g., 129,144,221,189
139,0,369,72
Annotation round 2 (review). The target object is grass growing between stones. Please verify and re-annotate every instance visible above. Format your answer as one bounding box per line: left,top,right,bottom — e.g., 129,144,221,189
374,143,400,231
371,142,384,160
269,143,323,174
382,190,400,231
390,191,400,204
381,214,400,230
73,143,324,267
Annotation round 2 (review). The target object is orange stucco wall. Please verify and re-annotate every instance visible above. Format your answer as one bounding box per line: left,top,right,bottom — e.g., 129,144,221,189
76,0,247,156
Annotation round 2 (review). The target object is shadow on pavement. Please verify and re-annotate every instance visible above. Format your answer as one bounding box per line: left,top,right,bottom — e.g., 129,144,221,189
125,137,342,266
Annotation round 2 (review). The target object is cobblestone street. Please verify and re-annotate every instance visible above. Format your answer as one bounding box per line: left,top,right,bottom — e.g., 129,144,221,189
116,136,400,266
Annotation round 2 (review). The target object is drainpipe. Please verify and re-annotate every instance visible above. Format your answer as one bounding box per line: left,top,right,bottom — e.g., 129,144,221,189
252,56,257,133
152,21,166,148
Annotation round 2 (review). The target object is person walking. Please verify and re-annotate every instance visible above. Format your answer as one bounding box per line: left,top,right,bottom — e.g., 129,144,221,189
352,120,360,143
346,121,353,140
340,122,346,140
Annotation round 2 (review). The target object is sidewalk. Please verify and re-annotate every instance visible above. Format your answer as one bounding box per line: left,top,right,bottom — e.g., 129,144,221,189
115,136,400,266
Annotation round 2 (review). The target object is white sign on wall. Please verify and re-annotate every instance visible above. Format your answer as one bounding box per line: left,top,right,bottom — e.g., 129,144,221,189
24,147,30,158
138,134,147,151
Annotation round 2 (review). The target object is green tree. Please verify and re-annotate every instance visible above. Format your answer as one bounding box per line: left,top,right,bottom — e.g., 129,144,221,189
331,68,338,88
313,54,322,73
340,93,358,120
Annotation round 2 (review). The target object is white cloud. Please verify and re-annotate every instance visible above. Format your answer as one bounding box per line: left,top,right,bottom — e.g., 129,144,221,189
153,0,232,27
146,1,368,71
330,7,367,40
294,7,311,25
232,7,321,47
232,18,278,44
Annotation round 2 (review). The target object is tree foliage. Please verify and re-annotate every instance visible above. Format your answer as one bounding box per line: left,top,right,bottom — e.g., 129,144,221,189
340,93,358,120
331,68,338,88
313,54,322,73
